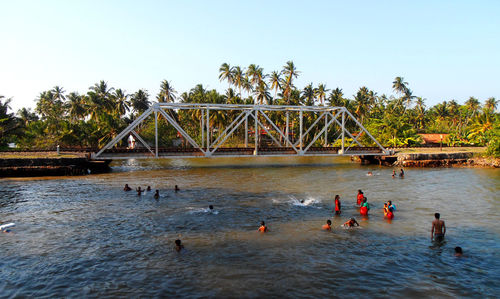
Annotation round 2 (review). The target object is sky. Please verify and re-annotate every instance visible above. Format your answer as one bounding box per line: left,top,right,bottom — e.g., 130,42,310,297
1,0,499,112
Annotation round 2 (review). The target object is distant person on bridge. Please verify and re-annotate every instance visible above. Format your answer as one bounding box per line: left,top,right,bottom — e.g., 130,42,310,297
356,190,364,206
258,221,268,233
124,184,132,191
323,219,332,230
334,195,341,215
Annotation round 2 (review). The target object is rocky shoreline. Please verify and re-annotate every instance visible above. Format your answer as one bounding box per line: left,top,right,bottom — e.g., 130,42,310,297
357,152,500,168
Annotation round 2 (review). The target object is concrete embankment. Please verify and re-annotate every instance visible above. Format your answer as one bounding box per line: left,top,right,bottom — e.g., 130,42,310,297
358,152,499,168
0,157,111,177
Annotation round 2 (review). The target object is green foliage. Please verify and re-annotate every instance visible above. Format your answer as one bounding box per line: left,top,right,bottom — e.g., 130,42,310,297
3,67,499,157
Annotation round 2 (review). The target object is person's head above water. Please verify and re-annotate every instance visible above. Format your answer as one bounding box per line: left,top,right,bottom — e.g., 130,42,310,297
455,246,463,255
261,221,265,226
175,239,181,246
209,205,214,210
435,213,440,219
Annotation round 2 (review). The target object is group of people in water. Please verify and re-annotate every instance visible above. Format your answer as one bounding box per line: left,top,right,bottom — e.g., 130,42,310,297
123,183,180,199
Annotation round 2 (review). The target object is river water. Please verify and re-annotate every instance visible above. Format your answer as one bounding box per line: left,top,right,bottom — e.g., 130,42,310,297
1,157,499,298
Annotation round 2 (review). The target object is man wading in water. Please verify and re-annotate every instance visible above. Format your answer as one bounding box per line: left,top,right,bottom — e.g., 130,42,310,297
431,213,446,242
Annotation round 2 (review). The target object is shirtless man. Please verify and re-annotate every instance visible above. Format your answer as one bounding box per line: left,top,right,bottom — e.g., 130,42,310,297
431,213,446,242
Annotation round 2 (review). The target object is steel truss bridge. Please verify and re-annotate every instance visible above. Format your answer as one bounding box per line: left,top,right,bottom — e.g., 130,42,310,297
93,103,389,159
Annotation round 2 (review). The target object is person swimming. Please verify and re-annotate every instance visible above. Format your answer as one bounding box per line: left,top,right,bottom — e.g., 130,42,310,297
334,195,341,215
400,168,405,178
343,217,360,227
367,171,373,176
209,205,214,210
124,184,132,191
146,186,152,192
258,221,268,233
431,213,446,242
323,219,332,230
360,197,370,216
154,190,160,199
174,239,184,252
136,186,143,196
454,246,463,257
356,190,364,206
175,185,180,192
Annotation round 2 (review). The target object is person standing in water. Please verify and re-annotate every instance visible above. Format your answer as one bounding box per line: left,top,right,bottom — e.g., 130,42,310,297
154,190,160,199
124,184,132,191
431,213,446,242
400,168,405,178
258,221,268,233
356,190,364,206
136,186,143,196
360,197,370,216
386,207,394,220
392,170,396,178
175,185,180,192
388,200,396,211
323,220,332,230
334,195,341,215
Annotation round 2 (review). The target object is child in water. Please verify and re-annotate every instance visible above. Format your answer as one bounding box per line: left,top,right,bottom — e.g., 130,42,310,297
343,217,360,227
356,190,364,206
383,203,389,217
360,197,370,216
258,221,268,233
174,239,184,252
334,195,341,215
323,219,332,230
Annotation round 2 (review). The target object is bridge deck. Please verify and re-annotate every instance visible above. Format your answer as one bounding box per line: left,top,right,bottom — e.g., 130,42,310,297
95,146,386,159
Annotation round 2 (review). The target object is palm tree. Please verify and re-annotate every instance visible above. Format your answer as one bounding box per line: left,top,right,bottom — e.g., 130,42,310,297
414,97,426,130
485,97,497,112
66,92,87,121
328,88,344,107
52,86,66,102
302,83,315,106
315,83,329,106
218,63,234,88
465,97,481,118
353,86,373,123
254,81,271,105
130,89,150,115
269,71,282,102
157,80,177,103
392,76,408,95
232,66,245,97
113,89,130,117
282,61,300,104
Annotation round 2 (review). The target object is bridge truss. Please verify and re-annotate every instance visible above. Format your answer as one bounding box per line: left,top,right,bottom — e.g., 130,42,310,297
93,103,389,159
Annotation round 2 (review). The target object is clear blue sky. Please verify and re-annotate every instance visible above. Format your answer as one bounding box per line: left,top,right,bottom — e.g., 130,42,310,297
1,0,499,111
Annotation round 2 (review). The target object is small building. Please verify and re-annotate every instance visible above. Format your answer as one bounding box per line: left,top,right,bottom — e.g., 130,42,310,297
418,134,449,145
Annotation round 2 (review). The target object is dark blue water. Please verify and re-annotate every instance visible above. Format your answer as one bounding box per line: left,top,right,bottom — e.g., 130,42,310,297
1,157,499,298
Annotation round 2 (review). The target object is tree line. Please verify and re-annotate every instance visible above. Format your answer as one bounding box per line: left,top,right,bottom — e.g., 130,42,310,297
0,61,498,157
